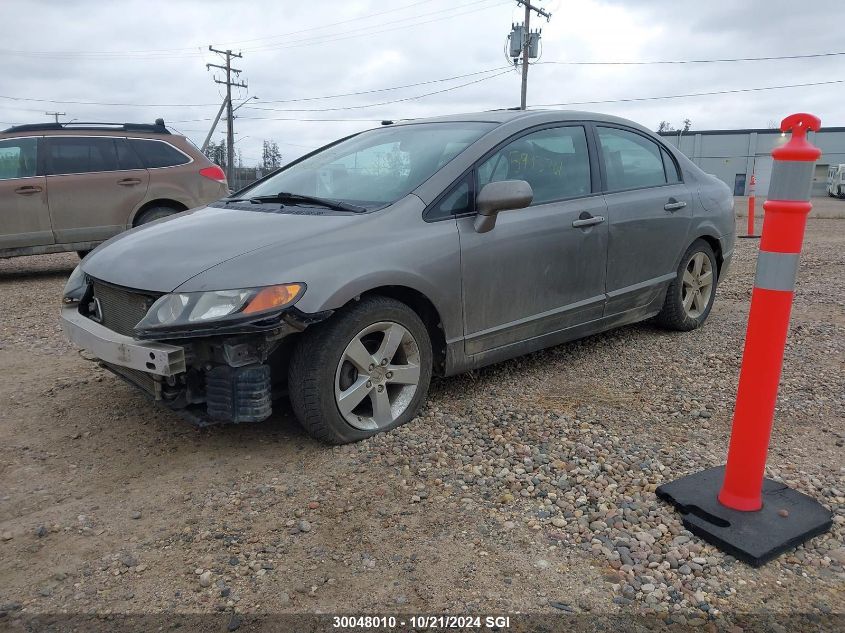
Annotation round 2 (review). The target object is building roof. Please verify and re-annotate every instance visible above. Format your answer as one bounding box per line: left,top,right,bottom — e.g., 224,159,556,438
658,126,845,136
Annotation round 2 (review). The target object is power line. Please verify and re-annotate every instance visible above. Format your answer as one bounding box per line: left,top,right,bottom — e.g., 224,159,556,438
531,78,845,107
215,0,439,46
0,0,505,60
0,67,510,108
240,70,513,112
237,0,505,53
257,67,511,103
537,51,845,66
3,48,843,109
0,0,441,58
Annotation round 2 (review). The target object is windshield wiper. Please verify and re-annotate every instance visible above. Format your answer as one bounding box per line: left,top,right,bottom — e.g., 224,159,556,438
225,192,365,212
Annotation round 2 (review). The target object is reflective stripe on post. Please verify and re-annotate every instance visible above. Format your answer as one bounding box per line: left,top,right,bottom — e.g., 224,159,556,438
718,112,822,512
754,252,800,292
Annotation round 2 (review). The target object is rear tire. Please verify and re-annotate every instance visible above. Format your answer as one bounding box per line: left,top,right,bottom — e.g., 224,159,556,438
656,239,718,331
76,250,91,259
289,296,432,444
134,205,179,226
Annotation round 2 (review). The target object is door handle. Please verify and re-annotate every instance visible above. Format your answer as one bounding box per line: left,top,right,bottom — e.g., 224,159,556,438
117,178,142,186
664,200,687,211
14,185,42,195
572,215,605,228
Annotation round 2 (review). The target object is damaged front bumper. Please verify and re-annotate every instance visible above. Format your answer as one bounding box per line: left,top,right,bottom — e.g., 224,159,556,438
60,301,331,424
61,304,186,376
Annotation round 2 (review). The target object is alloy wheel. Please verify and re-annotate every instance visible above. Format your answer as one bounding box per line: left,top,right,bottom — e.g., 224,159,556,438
334,321,421,430
681,252,714,319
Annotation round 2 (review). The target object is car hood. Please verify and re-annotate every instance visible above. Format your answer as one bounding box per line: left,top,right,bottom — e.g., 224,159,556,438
81,204,361,292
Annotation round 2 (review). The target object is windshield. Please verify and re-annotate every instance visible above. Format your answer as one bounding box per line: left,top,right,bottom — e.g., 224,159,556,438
241,122,495,209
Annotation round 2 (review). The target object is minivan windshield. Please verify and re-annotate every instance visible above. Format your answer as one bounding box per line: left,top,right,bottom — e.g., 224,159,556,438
241,121,495,209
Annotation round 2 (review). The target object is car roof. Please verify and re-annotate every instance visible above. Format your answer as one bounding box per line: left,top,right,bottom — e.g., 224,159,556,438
1,120,180,139
388,109,655,135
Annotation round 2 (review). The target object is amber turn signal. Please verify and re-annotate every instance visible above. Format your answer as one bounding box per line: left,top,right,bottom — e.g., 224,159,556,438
243,283,304,314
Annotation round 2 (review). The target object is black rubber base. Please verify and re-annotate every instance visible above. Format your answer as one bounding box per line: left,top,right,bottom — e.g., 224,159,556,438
656,466,832,567
738,234,761,239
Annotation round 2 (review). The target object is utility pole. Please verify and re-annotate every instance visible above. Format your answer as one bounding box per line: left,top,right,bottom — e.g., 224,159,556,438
207,46,247,182
46,111,65,123
201,98,228,153
513,1,552,110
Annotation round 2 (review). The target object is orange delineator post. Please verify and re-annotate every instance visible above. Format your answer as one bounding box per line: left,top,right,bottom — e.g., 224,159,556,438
656,113,832,567
746,195,756,236
742,172,759,238
718,113,821,511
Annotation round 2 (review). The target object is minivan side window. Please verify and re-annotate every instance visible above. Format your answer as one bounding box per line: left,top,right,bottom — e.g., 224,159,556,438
477,126,591,205
46,137,119,175
0,137,37,180
597,126,667,191
129,139,190,168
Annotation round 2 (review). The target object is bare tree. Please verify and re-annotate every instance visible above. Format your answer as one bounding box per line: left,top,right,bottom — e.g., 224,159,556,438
682,118,692,133
261,140,282,171
658,121,675,133
203,140,226,168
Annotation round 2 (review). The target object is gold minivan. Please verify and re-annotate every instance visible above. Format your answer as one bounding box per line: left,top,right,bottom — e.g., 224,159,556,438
0,119,229,259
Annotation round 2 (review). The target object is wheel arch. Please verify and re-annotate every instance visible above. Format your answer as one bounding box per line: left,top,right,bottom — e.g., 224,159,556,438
679,225,724,280
130,198,189,226
354,285,448,376
695,233,724,278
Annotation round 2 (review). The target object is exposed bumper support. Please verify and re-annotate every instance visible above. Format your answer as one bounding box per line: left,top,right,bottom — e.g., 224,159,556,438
60,304,186,376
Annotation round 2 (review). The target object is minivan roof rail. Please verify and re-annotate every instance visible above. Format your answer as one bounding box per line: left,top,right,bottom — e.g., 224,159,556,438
3,119,170,134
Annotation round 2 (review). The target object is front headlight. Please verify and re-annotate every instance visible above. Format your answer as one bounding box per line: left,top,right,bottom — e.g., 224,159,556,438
135,283,304,330
62,264,88,303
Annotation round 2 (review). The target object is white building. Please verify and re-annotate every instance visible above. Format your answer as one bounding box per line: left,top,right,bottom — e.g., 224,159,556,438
659,127,845,197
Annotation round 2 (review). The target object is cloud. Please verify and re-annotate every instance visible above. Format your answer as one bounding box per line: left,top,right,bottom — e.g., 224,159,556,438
1,0,839,164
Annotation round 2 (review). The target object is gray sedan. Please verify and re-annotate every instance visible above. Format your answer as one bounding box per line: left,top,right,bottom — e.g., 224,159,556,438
60,110,735,443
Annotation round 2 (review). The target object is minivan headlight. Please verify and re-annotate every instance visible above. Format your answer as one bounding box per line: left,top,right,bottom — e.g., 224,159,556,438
62,264,88,304
136,283,304,330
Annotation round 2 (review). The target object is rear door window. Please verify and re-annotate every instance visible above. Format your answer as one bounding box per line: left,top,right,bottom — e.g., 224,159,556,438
596,126,668,191
115,138,144,170
0,137,38,180
46,137,120,175
128,139,190,168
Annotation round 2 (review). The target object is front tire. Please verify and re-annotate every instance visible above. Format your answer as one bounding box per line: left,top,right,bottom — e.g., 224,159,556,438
656,239,718,331
289,296,433,444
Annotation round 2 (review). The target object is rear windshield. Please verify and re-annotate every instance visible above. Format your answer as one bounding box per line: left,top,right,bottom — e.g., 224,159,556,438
129,139,190,168
242,122,495,209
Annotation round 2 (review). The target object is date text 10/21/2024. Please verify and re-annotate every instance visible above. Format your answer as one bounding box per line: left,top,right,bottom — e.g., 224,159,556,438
332,615,512,629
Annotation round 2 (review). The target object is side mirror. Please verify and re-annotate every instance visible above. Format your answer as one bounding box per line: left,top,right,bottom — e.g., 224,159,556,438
473,180,533,233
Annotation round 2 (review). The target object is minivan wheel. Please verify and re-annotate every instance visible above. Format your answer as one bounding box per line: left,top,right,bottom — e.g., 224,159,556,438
289,296,433,444
134,206,178,226
656,239,718,331
76,250,91,259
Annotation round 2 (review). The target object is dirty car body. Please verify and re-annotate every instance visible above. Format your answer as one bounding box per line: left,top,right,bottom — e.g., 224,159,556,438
61,110,735,443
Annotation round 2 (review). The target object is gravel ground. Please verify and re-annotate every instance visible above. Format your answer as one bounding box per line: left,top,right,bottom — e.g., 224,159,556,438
0,218,843,631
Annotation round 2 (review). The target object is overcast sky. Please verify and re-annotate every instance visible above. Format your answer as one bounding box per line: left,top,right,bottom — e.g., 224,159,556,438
2,0,841,166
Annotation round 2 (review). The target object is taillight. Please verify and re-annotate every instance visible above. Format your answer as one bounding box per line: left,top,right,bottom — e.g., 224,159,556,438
199,165,227,183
